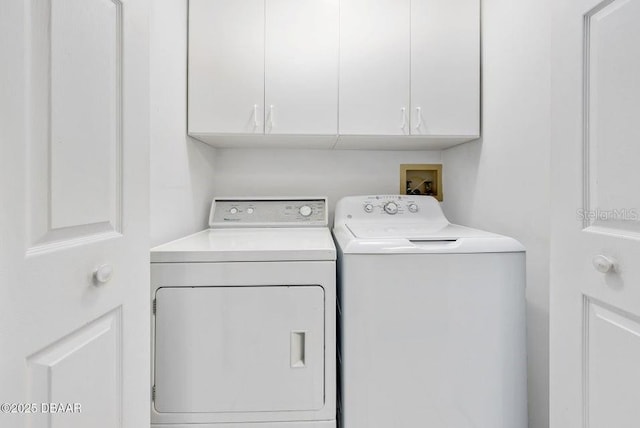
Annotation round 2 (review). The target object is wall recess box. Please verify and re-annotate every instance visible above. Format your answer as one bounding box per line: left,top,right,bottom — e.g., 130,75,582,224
400,164,443,201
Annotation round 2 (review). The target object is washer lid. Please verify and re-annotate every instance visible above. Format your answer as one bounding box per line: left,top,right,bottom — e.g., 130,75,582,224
345,223,483,240
333,195,525,254
151,227,336,263
335,223,524,254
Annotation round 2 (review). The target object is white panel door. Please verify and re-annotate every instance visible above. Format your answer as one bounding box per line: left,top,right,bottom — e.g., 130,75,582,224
265,0,339,135
550,0,640,426
0,0,150,427
154,286,325,413
339,0,411,135
410,0,480,136
188,0,265,134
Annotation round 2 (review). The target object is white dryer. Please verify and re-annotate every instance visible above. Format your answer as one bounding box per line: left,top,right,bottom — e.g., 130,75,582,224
333,195,527,428
151,198,336,428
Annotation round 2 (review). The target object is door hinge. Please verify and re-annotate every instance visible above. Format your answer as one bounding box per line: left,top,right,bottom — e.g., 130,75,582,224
152,298,156,315
152,385,156,401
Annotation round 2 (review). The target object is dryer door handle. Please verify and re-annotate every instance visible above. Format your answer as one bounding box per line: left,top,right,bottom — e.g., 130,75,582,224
290,331,307,368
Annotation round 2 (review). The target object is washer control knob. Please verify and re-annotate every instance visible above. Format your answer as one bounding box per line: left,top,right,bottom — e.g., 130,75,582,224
299,205,313,217
246,208,254,214
408,203,419,213
364,204,374,213
384,202,398,215
229,207,238,214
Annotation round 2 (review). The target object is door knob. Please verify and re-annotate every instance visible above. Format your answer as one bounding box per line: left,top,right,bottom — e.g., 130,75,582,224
93,264,114,285
592,255,616,273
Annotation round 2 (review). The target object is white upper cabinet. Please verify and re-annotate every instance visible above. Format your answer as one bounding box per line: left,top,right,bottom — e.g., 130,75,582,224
339,0,411,136
187,0,480,149
265,0,339,135
411,0,480,136
339,0,479,139
188,0,265,134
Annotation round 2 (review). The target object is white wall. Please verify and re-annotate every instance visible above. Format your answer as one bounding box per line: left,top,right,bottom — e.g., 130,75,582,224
441,0,551,427
150,0,217,246
212,149,442,220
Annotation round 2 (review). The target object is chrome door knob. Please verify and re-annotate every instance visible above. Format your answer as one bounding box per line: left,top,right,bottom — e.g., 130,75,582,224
592,255,616,273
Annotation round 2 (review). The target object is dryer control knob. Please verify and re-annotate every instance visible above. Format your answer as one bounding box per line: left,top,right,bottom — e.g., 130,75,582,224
384,202,398,215
364,204,374,213
408,203,419,213
229,207,238,214
299,205,313,217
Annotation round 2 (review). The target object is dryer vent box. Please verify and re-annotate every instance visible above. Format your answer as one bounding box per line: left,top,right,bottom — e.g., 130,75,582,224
400,164,443,201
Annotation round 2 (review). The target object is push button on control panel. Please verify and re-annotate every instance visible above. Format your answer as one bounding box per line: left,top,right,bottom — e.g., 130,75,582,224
299,205,313,217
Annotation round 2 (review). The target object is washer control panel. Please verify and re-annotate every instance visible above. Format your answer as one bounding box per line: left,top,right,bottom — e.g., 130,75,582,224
334,195,448,229
210,198,327,227
359,196,427,216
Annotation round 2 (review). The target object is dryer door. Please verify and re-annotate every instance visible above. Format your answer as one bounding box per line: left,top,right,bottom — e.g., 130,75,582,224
153,286,325,413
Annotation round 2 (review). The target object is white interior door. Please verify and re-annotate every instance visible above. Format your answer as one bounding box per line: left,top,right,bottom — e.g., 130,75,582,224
265,0,339,135
0,0,150,427
410,0,480,136
339,0,411,135
550,0,640,426
188,0,265,134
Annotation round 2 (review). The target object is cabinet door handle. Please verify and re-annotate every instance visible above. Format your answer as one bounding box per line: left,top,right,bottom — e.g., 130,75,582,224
253,104,259,128
400,107,407,131
415,107,423,130
269,104,275,129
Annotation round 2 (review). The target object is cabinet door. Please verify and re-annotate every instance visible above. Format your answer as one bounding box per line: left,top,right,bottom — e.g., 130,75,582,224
411,0,480,136
339,0,411,135
154,286,325,413
188,0,264,134
265,0,339,135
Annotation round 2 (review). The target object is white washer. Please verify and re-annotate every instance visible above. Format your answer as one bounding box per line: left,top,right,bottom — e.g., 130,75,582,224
333,195,527,428
151,198,336,428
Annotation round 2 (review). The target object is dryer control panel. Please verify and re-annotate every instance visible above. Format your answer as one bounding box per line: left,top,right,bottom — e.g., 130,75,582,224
209,198,328,228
